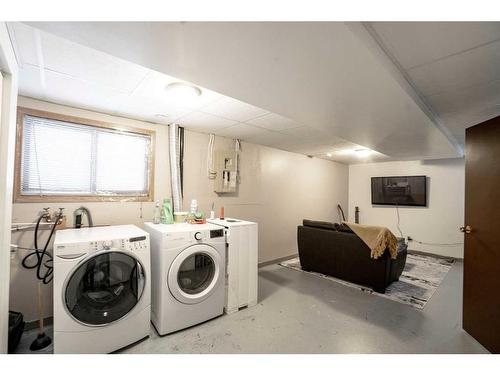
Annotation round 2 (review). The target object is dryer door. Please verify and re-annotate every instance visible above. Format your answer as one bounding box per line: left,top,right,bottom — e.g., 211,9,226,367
168,244,222,304
64,251,146,326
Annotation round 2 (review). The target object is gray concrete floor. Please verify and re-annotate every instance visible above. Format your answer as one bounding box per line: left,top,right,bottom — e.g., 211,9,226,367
120,261,488,354
14,261,487,354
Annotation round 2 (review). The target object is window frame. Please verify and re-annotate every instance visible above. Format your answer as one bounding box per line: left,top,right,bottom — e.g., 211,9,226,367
14,107,155,203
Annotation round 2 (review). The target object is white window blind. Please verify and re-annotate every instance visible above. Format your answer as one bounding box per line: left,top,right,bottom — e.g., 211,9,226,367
20,114,152,197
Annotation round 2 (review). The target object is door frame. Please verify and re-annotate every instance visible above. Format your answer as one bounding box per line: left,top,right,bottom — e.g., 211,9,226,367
0,22,18,354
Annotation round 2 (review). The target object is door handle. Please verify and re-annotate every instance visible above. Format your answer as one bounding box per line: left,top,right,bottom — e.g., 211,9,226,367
460,225,472,234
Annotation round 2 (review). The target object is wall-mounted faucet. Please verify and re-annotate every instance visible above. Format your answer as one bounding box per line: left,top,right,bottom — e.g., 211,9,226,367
41,207,51,222
73,206,93,229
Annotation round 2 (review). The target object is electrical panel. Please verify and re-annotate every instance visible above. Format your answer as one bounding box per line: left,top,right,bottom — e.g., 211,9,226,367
214,149,238,193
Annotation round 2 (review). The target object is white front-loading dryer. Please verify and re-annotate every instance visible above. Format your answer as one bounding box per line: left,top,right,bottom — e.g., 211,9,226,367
53,225,151,353
144,222,226,335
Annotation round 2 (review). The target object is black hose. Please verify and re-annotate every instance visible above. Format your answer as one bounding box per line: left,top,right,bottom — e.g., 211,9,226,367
21,214,46,276
21,212,63,284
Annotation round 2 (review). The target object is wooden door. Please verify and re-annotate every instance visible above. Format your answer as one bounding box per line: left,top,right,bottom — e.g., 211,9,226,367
463,115,500,353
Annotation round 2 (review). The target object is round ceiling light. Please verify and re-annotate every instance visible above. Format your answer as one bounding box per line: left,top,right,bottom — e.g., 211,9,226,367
355,148,373,157
165,82,202,106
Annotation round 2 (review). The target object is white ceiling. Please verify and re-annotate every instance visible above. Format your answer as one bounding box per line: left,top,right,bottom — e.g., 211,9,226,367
368,22,500,145
8,22,389,164
13,22,494,164
21,21,463,162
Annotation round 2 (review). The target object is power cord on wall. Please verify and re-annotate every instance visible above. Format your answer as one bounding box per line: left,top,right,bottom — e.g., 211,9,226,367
395,205,463,246
410,239,464,247
395,205,404,238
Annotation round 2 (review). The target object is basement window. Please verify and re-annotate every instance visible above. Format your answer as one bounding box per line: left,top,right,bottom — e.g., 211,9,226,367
15,108,155,202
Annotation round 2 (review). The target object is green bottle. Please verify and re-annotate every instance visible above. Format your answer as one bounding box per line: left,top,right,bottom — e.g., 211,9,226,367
160,198,174,224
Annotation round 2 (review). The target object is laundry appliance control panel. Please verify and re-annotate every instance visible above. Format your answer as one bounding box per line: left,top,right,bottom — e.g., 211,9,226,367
90,236,149,252
162,228,225,247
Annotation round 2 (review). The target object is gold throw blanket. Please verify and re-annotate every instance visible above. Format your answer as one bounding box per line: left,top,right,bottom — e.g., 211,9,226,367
343,222,398,259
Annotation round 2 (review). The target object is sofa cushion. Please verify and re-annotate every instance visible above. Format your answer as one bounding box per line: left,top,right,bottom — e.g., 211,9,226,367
335,223,354,233
302,219,336,231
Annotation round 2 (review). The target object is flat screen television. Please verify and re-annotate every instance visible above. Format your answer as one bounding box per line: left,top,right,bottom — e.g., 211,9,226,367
371,175,427,207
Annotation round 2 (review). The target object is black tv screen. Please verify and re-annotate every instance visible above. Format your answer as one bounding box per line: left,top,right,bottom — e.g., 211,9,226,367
371,176,427,207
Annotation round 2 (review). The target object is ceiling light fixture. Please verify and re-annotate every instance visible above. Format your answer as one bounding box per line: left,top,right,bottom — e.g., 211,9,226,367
332,147,375,157
155,113,170,119
165,82,202,107
354,148,373,157
326,152,333,157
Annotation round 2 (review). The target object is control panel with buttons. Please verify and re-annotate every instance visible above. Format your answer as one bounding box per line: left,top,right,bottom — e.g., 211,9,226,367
88,235,148,252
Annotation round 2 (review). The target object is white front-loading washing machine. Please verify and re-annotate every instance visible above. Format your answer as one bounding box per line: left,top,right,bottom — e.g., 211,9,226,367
144,222,226,335
53,225,151,354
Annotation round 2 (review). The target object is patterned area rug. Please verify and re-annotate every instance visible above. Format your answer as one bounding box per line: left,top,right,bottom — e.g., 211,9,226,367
280,253,455,309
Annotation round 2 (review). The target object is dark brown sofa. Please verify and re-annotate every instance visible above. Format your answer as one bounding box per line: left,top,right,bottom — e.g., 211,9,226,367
297,220,407,293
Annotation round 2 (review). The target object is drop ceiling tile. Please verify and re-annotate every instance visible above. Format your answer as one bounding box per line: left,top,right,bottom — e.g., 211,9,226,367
41,69,128,115
116,96,190,124
319,151,390,165
131,70,222,110
8,22,39,67
279,126,322,138
408,40,500,97
279,126,347,144
425,79,500,115
371,22,500,69
201,97,269,122
246,112,302,131
216,123,273,140
18,64,46,99
39,29,149,93
330,141,361,151
288,144,340,156
246,130,295,148
176,111,238,133
441,103,500,144
290,141,360,156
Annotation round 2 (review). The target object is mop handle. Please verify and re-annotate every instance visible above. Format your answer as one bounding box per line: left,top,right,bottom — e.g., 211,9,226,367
38,281,44,334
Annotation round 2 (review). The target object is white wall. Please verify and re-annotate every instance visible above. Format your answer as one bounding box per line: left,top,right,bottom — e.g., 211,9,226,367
10,97,170,321
348,159,465,258
182,130,349,264
0,22,18,354
10,97,349,321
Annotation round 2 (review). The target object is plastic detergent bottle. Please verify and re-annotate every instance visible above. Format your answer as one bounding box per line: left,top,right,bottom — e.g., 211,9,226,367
160,198,174,224
190,199,198,214
153,201,161,224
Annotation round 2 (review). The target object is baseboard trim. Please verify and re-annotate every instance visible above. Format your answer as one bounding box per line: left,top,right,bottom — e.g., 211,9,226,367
259,253,298,268
24,316,53,331
408,249,462,262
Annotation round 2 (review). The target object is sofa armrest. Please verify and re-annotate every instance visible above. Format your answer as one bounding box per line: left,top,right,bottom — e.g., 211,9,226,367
390,244,407,282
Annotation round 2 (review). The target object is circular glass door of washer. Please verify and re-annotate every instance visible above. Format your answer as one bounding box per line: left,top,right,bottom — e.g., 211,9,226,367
64,251,145,326
177,253,216,295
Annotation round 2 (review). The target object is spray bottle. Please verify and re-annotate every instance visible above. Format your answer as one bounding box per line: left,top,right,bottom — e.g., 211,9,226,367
160,198,174,224
153,201,161,224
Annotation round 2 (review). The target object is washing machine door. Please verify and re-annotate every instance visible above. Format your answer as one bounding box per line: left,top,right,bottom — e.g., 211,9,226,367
168,244,222,304
64,250,146,326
